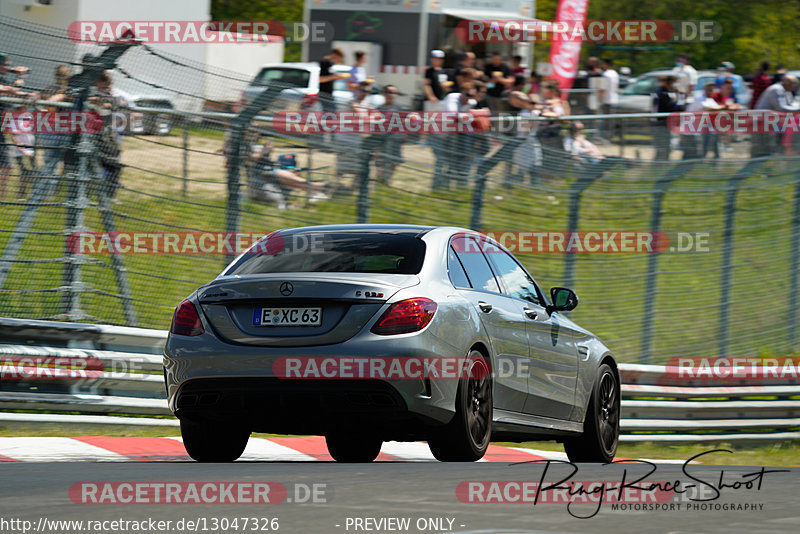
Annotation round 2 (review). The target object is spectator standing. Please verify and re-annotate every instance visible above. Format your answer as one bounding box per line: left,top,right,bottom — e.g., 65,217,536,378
372,85,405,185
482,52,513,113
597,58,619,142
672,54,697,100
38,65,74,196
9,104,37,199
510,55,526,77
653,75,681,160
318,48,348,112
1,52,36,198
689,82,727,159
337,80,375,176
527,71,541,97
89,71,129,199
586,56,603,115
424,50,449,111
715,62,742,93
424,50,451,191
538,80,570,177
348,50,368,93
753,75,800,156
751,62,773,109
508,91,543,185
452,51,476,92
440,82,478,187
773,64,787,85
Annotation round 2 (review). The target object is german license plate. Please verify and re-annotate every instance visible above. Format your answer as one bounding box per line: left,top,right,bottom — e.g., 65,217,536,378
253,307,322,326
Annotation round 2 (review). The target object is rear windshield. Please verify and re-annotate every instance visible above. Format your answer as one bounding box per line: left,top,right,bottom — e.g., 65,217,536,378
253,68,311,89
224,232,426,275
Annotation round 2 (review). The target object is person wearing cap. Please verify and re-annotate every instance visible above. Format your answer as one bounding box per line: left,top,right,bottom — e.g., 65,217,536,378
424,50,451,191
715,61,742,93
653,75,681,161
424,50,449,111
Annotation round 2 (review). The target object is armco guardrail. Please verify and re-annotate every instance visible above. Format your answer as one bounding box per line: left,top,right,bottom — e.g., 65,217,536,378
0,319,798,443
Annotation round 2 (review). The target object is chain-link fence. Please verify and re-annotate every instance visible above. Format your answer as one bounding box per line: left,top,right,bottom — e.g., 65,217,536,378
3,14,800,365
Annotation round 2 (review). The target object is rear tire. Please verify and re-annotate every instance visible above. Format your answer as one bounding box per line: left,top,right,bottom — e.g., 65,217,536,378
180,419,250,462
325,433,382,463
564,363,620,463
428,351,492,462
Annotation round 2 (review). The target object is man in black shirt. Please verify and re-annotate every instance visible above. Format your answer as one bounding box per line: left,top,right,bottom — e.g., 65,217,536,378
653,75,681,160
483,52,514,113
424,49,449,111
318,48,346,112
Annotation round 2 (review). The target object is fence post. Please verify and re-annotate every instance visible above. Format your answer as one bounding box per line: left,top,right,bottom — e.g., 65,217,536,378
224,87,282,264
61,134,92,321
640,161,693,364
469,136,524,230
182,118,189,198
562,174,599,289
0,43,135,293
788,168,800,345
718,160,764,358
356,135,382,223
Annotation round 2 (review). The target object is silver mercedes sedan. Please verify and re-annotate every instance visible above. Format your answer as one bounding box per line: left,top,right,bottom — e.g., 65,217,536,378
164,224,620,463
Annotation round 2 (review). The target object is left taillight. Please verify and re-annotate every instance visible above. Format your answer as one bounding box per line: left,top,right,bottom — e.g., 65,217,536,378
371,298,438,336
170,300,204,336
300,92,318,109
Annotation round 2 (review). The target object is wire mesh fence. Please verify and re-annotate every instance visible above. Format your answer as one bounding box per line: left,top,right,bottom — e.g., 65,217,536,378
2,14,800,365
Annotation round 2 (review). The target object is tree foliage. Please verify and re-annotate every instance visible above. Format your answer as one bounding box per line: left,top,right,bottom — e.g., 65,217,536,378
535,0,800,75
211,0,800,74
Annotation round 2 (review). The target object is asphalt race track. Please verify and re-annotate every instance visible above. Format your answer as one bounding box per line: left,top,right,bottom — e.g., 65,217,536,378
1,454,797,534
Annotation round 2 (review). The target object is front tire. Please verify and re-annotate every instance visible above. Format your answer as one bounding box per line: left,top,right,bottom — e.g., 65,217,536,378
428,352,492,462
180,420,250,462
325,433,382,463
564,363,620,463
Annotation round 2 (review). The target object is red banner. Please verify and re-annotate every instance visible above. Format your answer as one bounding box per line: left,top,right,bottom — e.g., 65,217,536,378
547,0,590,92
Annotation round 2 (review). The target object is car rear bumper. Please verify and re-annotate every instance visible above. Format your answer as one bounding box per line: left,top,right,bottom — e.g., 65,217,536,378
164,331,465,438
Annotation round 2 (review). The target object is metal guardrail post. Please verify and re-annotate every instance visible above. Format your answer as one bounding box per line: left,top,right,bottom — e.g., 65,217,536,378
470,136,524,230
788,167,800,345
718,160,764,358
640,162,694,364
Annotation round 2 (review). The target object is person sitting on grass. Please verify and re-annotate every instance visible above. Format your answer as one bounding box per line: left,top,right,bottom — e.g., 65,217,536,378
249,138,327,210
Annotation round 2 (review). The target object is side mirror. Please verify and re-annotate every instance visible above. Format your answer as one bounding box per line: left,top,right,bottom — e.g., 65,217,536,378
547,287,578,314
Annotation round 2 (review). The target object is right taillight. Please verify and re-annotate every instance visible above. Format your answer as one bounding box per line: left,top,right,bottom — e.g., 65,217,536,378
371,298,437,336
170,300,204,336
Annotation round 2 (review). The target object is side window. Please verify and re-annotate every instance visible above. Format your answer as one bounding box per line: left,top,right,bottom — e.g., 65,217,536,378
450,236,500,293
486,250,541,305
447,245,471,288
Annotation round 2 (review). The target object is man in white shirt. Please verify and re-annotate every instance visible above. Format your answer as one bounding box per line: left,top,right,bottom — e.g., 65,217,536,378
672,54,698,102
597,58,619,141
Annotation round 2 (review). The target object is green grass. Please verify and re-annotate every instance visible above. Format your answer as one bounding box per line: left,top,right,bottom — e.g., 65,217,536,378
503,440,800,466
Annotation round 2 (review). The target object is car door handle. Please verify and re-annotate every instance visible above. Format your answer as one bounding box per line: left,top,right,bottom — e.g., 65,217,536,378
477,301,493,313
523,307,538,320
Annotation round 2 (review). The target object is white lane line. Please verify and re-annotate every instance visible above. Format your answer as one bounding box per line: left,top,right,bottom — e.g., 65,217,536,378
379,441,437,461
166,436,322,462
0,437,129,462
